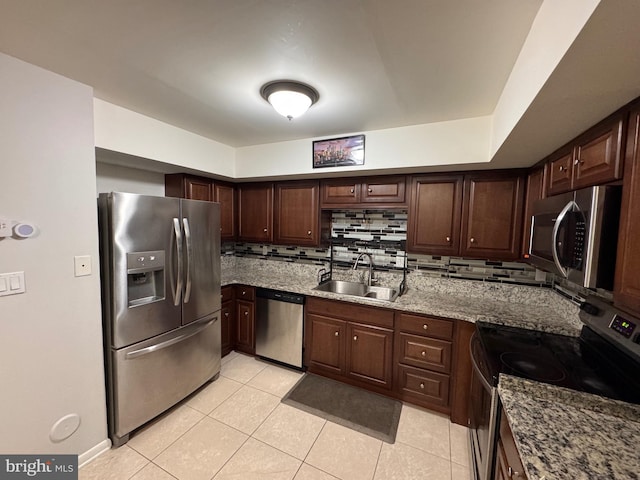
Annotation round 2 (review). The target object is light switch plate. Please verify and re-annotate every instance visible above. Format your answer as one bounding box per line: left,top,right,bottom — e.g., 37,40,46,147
0,271,25,296
74,255,92,277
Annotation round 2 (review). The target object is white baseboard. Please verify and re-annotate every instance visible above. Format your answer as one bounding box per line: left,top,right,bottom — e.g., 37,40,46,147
78,439,111,467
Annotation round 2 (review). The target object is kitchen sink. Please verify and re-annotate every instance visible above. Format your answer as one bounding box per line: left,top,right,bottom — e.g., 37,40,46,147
313,280,399,302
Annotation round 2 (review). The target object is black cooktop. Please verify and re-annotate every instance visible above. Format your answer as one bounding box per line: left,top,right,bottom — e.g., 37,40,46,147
475,321,640,404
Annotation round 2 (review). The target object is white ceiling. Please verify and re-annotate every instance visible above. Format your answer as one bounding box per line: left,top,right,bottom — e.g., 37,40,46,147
2,1,640,171
0,0,541,148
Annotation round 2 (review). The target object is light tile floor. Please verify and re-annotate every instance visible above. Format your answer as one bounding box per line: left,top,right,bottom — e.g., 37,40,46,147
80,352,471,480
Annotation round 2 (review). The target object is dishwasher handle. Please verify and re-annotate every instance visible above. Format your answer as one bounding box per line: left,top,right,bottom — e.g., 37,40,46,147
256,287,305,304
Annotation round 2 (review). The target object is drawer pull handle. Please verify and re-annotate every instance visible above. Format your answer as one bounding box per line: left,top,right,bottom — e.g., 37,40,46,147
350,188,355,193
353,335,358,341
334,331,339,337
421,351,426,357
507,466,523,478
423,324,428,330
367,188,372,193
419,383,425,389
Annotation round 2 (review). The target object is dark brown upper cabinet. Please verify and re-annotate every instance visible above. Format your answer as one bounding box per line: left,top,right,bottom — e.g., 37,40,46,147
213,182,237,242
274,180,321,247
521,166,547,259
460,173,525,261
407,175,463,256
320,175,407,208
237,183,273,243
165,174,213,201
547,113,625,196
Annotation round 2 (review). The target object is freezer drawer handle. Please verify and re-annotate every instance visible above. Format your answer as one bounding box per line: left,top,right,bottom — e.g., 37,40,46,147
171,217,184,306
183,217,193,303
125,319,215,360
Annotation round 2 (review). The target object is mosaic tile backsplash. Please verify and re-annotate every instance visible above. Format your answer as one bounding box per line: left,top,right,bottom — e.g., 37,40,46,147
225,210,558,289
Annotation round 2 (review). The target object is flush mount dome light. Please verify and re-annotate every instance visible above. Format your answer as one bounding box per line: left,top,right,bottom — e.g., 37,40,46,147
260,80,319,120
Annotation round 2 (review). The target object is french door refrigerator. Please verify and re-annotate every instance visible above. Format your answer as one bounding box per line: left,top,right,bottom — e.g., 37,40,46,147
98,192,221,446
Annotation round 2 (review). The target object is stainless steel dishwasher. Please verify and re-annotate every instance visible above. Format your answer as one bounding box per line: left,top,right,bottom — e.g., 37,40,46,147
255,288,305,369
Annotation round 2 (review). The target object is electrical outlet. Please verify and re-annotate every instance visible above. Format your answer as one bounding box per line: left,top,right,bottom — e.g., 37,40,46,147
74,255,92,277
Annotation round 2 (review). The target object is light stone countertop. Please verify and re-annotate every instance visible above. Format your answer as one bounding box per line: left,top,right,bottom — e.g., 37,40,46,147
222,256,583,337
498,375,640,480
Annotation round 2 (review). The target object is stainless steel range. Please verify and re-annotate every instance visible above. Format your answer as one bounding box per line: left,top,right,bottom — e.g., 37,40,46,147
468,296,640,480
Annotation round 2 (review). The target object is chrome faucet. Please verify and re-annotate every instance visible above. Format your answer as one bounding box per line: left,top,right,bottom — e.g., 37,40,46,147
352,252,377,286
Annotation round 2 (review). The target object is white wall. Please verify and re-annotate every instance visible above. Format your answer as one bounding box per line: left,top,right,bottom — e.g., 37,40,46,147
0,53,108,458
96,162,166,196
490,0,600,157
94,99,236,178
235,116,492,179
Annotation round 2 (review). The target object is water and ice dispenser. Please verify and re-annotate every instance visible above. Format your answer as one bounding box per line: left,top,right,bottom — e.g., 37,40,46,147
126,250,165,307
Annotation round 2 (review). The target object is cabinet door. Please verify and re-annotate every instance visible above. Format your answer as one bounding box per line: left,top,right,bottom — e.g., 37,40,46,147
572,115,624,190
615,108,640,314
214,183,237,242
547,149,573,196
308,314,346,375
346,322,393,389
274,181,320,246
165,174,213,201
361,176,407,205
320,179,360,206
237,183,273,242
221,299,234,357
407,175,463,255
494,410,526,480
235,300,255,354
461,174,524,261
521,166,546,259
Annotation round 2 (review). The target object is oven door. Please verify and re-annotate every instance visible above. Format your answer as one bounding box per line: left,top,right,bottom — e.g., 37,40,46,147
469,332,500,480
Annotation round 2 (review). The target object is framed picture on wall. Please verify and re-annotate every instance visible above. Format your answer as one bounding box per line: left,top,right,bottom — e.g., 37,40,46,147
312,134,365,168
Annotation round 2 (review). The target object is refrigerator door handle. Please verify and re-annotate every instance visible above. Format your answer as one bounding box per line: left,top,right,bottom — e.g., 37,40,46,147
183,217,193,304
171,217,184,306
125,318,215,359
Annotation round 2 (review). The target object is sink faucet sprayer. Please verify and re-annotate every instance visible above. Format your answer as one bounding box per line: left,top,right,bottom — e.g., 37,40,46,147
352,252,377,286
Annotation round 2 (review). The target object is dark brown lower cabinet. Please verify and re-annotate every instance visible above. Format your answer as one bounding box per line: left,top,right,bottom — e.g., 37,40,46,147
221,286,234,357
305,297,394,392
494,409,527,480
234,285,255,355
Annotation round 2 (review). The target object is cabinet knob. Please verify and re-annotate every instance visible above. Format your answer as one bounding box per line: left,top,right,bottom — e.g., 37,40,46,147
353,335,358,341
334,331,339,337
220,227,223,232
350,188,355,193
307,230,312,235
423,324,428,330
421,351,426,357
263,228,268,232
419,383,425,389
507,466,523,478
367,188,372,193
242,291,246,295
470,237,476,244
244,311,248,316
574,159,584,166
446,236,451,243
559,165,565,172
224,312,229,317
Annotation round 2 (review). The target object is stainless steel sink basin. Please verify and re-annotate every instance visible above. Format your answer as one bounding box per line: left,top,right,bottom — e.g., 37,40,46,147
313,280,399,302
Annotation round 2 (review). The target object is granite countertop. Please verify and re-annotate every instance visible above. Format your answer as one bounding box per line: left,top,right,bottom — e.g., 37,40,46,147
222,259,583,337
498,375,640,480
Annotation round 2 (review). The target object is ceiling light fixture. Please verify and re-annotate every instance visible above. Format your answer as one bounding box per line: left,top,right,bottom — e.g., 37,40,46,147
260,80,319,121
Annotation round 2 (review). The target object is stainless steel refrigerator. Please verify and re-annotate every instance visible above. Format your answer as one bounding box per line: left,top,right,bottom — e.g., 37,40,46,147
98,192,221,447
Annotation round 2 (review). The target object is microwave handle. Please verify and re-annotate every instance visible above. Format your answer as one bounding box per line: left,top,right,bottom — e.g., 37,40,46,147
551,201,575,277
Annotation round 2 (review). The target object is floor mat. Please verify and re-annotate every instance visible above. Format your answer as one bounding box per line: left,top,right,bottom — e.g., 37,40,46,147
281,373,402,443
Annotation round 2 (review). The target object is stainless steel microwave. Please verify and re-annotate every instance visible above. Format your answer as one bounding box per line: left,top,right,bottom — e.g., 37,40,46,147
528,185,622,290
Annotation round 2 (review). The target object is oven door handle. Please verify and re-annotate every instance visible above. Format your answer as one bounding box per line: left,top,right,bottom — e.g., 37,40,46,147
551,200,575,278
469,332,494,392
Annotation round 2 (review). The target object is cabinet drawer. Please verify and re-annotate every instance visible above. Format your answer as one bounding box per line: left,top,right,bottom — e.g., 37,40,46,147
397,333,452,373
361,176,406,204
236,285,255,301
306,297,394,328
396,364,450,407
396,313,453,340
221,286,234,303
